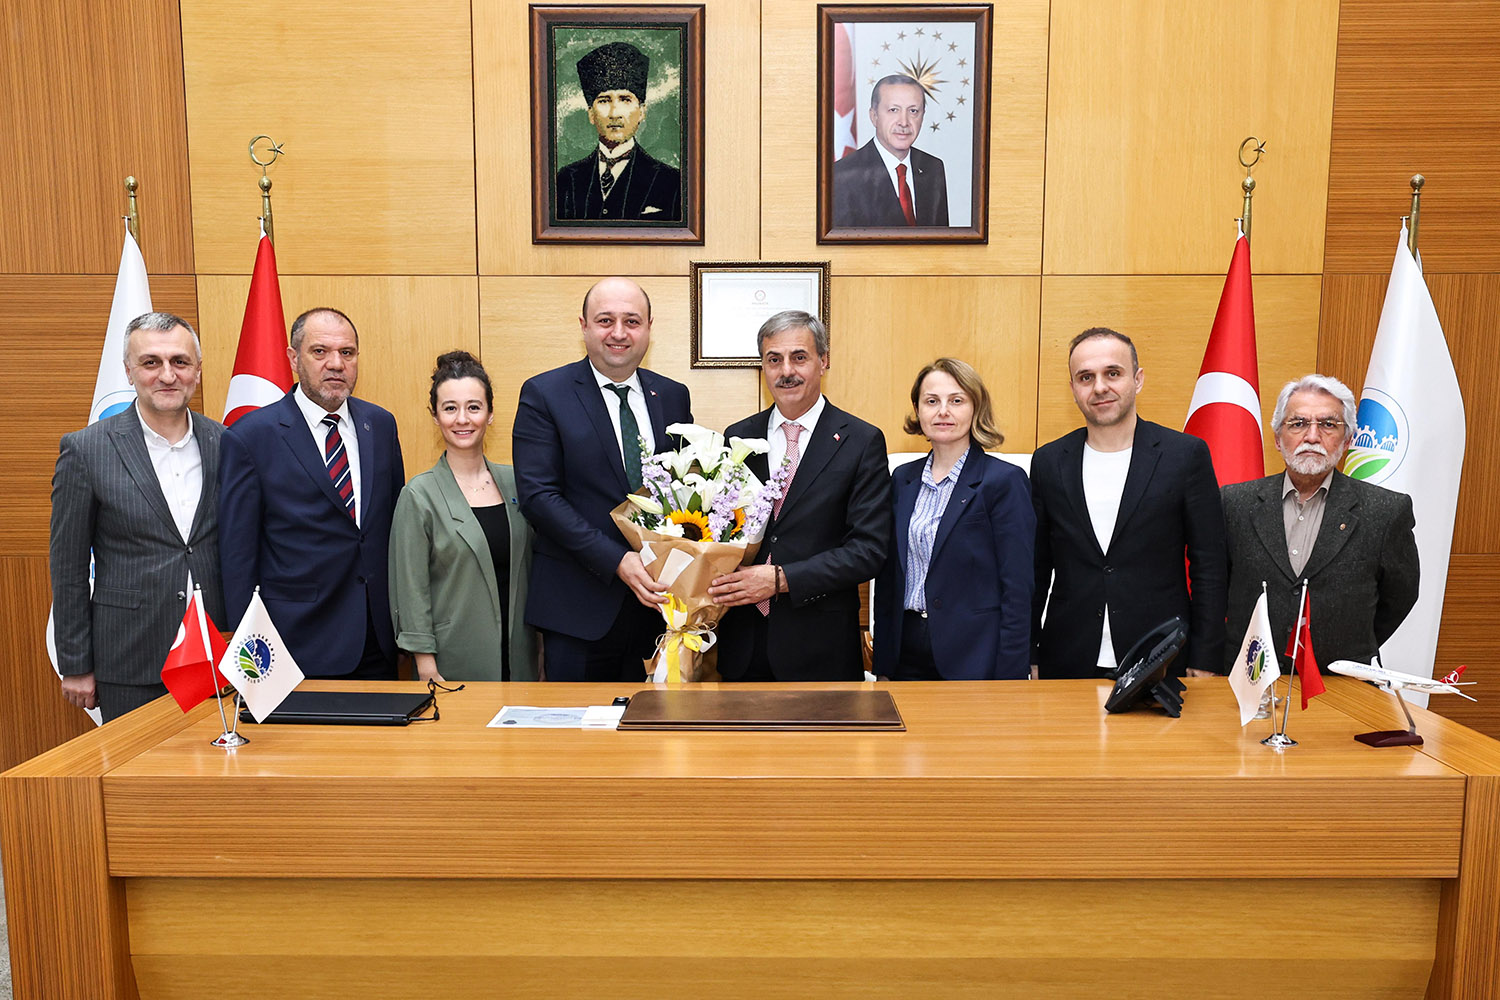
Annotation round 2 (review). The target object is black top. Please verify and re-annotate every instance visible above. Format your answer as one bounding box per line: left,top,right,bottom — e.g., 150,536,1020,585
471,502,511,681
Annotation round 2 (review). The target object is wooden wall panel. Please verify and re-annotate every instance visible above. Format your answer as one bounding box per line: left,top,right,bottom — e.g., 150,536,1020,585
0,276,200,557
0,558,93,773
1317,273,1499,554
759,0,1049,275
479,277,760,462
1324,0,1500,273
0,0,194,274
1037,275,1322,458
474,0,761,277
196,276,480,478
1429,555,1500,737
1044,0,1339,276
179,0,477,276
822,277,1041,452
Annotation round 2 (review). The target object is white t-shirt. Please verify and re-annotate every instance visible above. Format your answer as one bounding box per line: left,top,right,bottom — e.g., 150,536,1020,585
1082,443,1132,669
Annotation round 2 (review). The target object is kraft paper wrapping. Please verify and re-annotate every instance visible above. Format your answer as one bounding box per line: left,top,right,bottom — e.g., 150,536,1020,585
610,501,762,682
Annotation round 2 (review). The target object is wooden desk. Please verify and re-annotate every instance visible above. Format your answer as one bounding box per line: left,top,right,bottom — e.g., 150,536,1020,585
4,678,1498,998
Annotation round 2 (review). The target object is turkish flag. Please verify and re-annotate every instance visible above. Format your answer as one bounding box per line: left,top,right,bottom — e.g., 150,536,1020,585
160,593,230,712
1286,587,1325,709
1185,233,1264,487
223,233,293,426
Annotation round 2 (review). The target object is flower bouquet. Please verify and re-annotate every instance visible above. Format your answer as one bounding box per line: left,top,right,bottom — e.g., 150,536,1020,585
609,423,790,682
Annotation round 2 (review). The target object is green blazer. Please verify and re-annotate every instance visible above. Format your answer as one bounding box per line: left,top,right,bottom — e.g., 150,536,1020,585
389,455,538,680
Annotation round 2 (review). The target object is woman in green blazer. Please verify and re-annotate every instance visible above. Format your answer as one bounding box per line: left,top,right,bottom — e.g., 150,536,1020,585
390,351,538,681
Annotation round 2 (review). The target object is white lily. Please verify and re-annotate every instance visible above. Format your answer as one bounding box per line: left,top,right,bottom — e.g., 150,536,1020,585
626,493,664,516
729,436,770,464
680,472,720,509
653,519,685,538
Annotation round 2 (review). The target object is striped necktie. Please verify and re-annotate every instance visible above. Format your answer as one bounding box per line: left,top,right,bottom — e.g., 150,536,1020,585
321,414,356,520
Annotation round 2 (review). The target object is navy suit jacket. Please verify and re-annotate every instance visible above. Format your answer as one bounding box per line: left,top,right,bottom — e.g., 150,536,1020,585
219,391,405,676
873,445,1035,680
512,359,691,641
831,139,949,228
716,402,891,681
1030,419,1228,677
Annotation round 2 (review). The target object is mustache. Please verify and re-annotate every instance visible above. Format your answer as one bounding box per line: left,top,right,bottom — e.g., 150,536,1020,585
774,375,804,389
1294,443,1329,458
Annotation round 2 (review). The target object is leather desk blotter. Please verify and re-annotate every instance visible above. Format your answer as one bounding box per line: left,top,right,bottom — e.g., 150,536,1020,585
617,689,905,731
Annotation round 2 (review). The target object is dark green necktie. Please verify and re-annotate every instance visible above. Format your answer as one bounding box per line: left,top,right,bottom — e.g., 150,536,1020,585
608,383,643,490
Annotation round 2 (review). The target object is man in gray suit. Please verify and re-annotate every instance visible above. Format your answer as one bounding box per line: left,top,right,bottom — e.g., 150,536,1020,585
49,312,225,722
1222,373,1419,672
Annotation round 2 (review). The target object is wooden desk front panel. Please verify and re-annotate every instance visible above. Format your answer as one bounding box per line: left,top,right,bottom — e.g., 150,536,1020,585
101,681,1466,880
125,876,1438,1000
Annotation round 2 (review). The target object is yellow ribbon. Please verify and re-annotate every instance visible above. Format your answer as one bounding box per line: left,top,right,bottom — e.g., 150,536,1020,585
654,593,717,683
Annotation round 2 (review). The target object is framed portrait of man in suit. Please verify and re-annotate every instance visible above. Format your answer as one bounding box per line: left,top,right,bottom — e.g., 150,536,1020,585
529,5,705,244
816,5,993,244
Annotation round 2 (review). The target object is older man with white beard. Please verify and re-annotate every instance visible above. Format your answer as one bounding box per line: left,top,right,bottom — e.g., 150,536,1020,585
1221,374,1419,673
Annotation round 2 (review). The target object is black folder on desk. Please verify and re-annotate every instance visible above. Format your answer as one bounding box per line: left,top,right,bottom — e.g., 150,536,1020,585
239,690,434,726
617,689,904,731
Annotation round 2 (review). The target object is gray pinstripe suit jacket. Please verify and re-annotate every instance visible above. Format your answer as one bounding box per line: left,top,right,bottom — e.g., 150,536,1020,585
49,406,226,686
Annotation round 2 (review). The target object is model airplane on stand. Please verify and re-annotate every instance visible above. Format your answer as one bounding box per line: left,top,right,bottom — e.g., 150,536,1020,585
1326,657,1476,747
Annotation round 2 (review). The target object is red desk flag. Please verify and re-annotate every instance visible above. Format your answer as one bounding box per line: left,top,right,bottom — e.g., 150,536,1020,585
1185,232,1265,487
1286,587,1325,709
161,591,229,712
223,232,292,426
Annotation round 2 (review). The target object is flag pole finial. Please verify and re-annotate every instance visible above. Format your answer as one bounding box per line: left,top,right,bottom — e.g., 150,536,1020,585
1408,174,1425,258
249,134,286,247
1237,137,1266,245
122,176,139,242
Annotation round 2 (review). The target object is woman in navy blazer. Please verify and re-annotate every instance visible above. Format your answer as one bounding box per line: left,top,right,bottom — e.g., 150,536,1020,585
874,358,1036,680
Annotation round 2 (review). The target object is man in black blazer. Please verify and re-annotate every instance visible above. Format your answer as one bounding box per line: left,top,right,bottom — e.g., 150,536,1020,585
1031,328,1228,678
831,74,949,228
554,41,681,223
50,313,225,721
709,311,891,681
513,277,692,681
1222,374,1419,671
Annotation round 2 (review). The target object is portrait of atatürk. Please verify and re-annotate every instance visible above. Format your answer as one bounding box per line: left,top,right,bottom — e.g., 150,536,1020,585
530,6,703,244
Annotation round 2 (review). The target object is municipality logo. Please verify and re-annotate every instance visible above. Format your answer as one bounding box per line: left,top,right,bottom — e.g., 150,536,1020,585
1244,638,1268,682
233,635,275,683
1344,388,1407,483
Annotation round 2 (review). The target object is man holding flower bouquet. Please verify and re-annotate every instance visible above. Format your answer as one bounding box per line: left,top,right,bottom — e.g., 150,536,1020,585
513,278,692,681
709,311,892,681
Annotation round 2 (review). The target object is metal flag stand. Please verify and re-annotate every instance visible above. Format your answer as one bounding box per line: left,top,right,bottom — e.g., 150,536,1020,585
193,584,248,749
1262,579,1310,750
1237,136,1265,243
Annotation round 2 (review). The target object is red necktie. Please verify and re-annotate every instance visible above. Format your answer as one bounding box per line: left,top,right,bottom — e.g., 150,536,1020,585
896,163,916,226
758,422,804,616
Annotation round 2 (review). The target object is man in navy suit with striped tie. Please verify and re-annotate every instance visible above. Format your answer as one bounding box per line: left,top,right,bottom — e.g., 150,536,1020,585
220,307,406,679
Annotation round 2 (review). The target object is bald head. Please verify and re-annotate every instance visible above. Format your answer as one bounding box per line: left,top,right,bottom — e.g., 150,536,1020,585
581,277,652,324
579,276,653,380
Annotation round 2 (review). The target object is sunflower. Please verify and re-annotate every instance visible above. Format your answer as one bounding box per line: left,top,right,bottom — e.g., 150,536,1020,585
668,509,712,541
732,507,746,537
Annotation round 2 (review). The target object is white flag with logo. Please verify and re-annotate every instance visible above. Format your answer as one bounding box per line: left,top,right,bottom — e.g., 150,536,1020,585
1343,222,1465,700
217,590,304,722
1228,590,1280,726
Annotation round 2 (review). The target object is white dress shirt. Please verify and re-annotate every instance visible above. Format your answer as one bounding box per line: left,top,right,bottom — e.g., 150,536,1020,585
591,362,655,461
138,404,203,543
597,138,637,186
138,403,202,595
293,385,362,528
873,140,918,216
1082,443,1133,670
767,394,827,472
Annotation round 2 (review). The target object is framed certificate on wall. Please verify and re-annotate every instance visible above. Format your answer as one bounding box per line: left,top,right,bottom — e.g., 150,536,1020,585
690,261,832,368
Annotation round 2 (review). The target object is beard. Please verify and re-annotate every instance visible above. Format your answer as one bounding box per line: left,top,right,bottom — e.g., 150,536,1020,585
1283,442,1339,477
